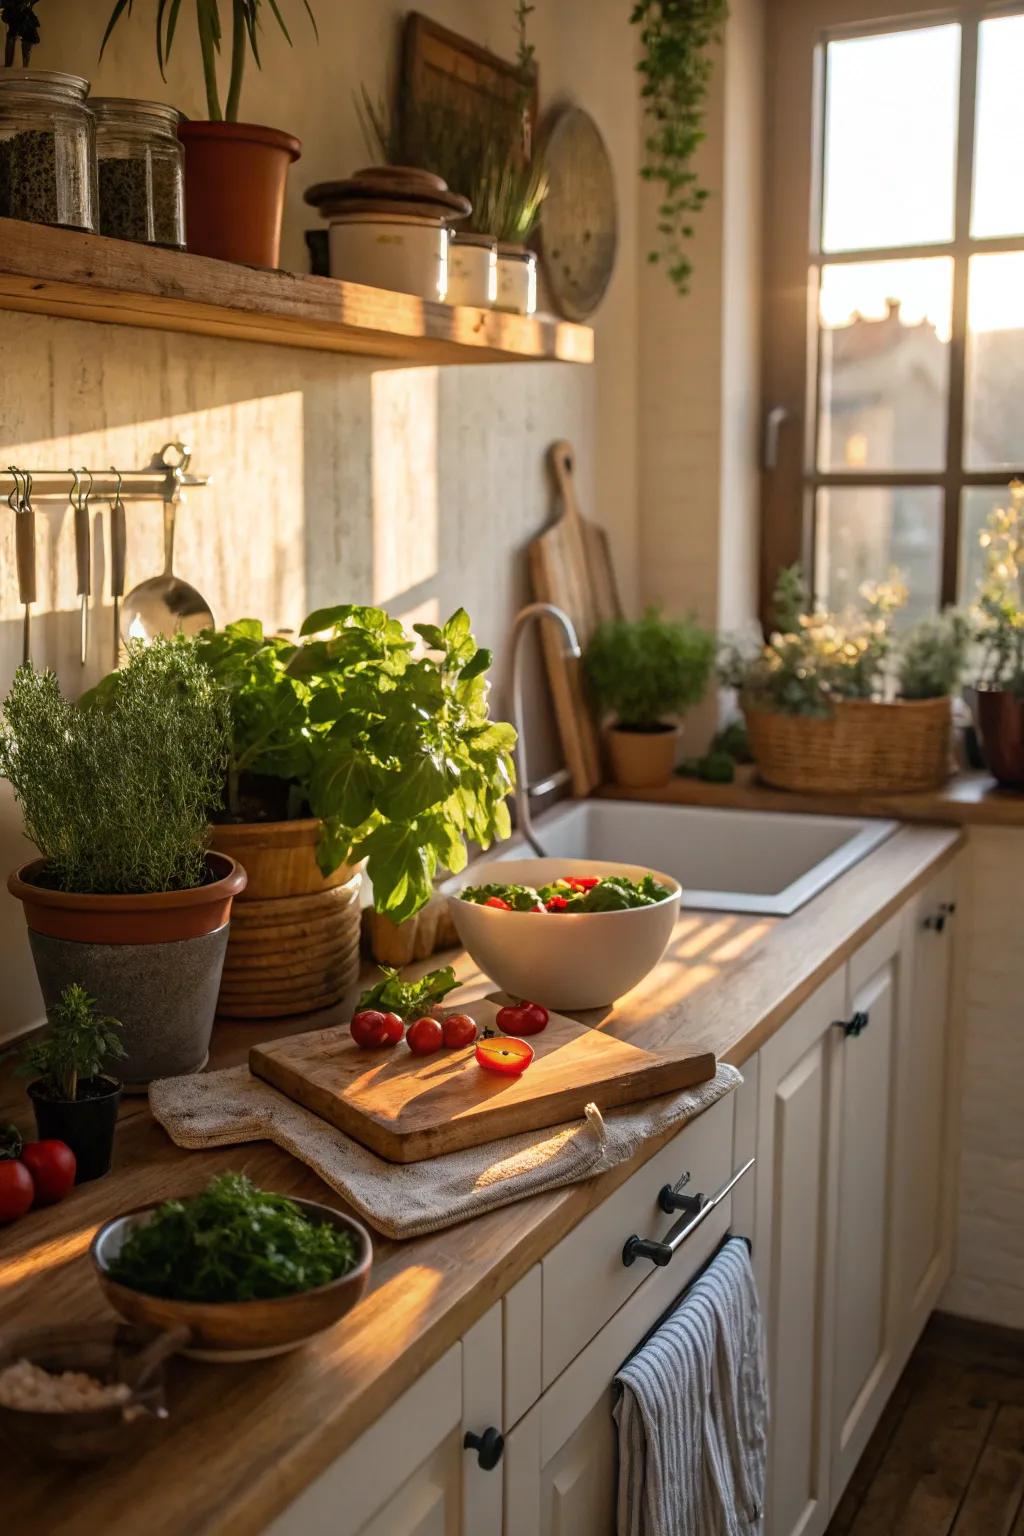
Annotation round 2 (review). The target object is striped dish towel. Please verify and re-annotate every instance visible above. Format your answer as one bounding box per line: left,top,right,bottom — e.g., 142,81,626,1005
613,1237,768,1536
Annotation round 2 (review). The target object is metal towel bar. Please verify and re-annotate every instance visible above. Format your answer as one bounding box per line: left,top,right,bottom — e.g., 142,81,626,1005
622,1157,756,1269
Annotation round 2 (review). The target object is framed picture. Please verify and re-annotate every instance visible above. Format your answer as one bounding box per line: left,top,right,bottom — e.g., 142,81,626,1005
401,12,538,156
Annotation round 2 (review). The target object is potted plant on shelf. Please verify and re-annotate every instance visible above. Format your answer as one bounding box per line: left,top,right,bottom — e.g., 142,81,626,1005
195,604,516,1018
720,566,957,794
1,640,245,1085
19,983,125,1182
585,608,716,788
100,0,317,268
968,482,1024,785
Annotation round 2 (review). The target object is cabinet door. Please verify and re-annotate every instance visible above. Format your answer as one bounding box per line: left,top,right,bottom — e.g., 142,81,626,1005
755,968,845,1536
892,857,960,1340
830,914,903,1500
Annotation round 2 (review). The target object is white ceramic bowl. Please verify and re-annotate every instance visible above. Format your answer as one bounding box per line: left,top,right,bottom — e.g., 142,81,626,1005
448,857,681,1010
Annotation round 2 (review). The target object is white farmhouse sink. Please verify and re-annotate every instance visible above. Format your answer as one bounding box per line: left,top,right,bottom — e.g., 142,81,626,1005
489,799,897,917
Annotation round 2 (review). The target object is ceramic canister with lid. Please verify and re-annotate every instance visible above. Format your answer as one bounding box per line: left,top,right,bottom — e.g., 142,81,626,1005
0,70,96,230
446,232,498,307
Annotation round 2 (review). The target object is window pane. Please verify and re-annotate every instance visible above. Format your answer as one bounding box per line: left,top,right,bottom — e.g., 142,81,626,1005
972,16,1024,238
959,486,1018,604
817,260,952,472
821,26,960,254
815,487,942,626
965,254,1024,471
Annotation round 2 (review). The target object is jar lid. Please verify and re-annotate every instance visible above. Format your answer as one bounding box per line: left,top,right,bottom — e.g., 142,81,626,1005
0,69,90,102
89,97,181,129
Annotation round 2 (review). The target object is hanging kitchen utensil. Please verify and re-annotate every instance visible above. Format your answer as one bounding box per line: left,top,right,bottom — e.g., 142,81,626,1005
70,466,93,667
109,466,127,668
9,467,36,666
119,495,214,643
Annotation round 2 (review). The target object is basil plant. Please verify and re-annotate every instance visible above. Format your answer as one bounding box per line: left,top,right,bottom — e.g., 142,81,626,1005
196,606,515,923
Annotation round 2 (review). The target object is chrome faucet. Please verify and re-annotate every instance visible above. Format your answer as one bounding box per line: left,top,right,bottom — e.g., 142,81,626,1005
509,602,582,856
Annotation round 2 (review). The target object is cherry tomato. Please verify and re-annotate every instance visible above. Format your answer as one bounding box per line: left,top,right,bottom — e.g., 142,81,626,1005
475,1036,534,1075
0,1159,34,1223
350,1009,393,1049
380,1011,404,1045
20,1140,76,1203
565,876,599,891
545,895,570,912
406,1016,444,1056
496,1000,550,1037
442,1012,478,1048
484,896,511,910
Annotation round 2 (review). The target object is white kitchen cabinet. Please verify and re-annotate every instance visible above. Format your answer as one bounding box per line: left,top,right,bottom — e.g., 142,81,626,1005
755,968,845,1536
265,1307,504,1536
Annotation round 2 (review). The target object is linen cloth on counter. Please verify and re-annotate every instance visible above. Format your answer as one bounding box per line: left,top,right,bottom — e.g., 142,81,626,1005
614,1236,767,1536
148,1062,740,1241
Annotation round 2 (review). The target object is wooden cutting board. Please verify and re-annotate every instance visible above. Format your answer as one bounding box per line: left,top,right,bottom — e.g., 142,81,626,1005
250,1000,715,1164
529,440,623,796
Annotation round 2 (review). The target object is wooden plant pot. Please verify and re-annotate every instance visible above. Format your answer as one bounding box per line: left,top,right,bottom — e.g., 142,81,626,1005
7,853,246,1085
208,820,363,1020
177,120,300,268
967,687,1024,787
606,723,682,789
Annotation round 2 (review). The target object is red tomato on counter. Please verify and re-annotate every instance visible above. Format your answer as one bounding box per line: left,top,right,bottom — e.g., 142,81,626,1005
442,1013,478,1049
407,1016,445,1056
351,1010,394,1049
20,1140,76,1204
496,1001,549,1037
475,1036,534,1075
0,1159,34,1223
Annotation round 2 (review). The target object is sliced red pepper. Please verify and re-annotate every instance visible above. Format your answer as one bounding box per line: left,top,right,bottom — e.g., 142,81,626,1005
484,896,511,910
564,876,600,891
545,895,570,911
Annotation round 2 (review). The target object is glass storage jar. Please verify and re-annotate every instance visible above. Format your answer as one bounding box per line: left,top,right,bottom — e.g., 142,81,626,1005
0,70,96,230
91,98,185,248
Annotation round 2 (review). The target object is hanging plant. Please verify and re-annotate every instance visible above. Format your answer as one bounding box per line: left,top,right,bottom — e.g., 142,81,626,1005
2,0,41,66
630,0,728,294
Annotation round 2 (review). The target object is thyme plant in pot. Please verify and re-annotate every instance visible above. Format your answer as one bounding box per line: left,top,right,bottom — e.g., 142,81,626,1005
968,483,1024,785
585,609,716,788
101,0,317,267
195,604,516,1017
19,984,126,1183
1,640,245,1085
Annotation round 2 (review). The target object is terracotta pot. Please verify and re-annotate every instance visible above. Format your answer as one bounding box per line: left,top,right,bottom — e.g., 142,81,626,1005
606,723,682,789
177,120,300,268
8,854,247,1086
207,819,364,1019
967,687,1024,787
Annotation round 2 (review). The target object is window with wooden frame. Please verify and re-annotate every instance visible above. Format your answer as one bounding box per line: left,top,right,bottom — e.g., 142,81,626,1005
761,1,1024,628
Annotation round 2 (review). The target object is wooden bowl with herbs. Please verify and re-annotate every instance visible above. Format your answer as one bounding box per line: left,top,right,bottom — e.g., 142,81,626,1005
90,1174,372,1362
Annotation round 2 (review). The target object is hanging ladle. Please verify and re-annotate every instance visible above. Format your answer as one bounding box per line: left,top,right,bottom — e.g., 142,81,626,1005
9,466,35,666
119,491,214,644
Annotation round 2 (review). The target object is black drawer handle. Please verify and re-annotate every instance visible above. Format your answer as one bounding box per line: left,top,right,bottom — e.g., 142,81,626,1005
622,1158,755,1268
834,1010,869,1038
464,1427,504,1470
923,901,956,933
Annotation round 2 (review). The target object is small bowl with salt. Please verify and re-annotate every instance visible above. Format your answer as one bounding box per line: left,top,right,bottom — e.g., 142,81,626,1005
0,1321,183,1463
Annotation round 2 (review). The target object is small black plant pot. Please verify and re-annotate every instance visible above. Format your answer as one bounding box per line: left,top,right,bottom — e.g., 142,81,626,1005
27,1077,121,1184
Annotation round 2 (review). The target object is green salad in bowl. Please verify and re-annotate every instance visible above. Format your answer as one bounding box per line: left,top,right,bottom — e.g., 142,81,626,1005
461,872,672,914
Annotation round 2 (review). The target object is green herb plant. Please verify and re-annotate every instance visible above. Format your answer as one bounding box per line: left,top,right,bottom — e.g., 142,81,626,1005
630,0,729,294
356,964,459,1020
109,1173,358,1302
585,608,716,731
719,566,908,717
973,482,1024,696
897,610,971,700
1,639,226,895
195,605,516,923
19,983,125,1101
100,0,317,123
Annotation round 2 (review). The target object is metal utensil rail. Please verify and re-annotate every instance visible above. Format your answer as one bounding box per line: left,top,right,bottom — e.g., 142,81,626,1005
0,441,209,504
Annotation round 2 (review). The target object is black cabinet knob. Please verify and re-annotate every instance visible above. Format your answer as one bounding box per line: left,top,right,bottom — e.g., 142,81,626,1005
834,1009,870,1038
658,1182,706,1218
464,1426,504,1470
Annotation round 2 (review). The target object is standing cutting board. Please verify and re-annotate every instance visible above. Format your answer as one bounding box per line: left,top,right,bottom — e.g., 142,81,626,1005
529,440,623,796
250,1000,715,1164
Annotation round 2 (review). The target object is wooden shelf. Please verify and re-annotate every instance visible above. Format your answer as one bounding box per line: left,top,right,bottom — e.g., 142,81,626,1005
0,218,594,365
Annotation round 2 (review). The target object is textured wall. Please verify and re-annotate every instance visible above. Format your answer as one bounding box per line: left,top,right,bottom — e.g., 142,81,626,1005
942,829,1024,1329
0,0,642,1040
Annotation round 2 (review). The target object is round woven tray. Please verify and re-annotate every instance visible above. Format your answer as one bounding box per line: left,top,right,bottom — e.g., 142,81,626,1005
744,696,953,795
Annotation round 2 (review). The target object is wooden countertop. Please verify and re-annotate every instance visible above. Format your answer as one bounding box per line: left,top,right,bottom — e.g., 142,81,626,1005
2,822,962,1536
598,767,1024,826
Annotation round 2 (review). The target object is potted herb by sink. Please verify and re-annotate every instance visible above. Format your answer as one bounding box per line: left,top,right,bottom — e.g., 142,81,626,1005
19,983,125,1183
968,483,1024,786
100,0,317,268
196,604,516,1017
585,609,716,788
1,640,245,1086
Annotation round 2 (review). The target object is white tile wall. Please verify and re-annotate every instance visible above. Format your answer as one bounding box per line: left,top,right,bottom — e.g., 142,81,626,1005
942,828,1024,1329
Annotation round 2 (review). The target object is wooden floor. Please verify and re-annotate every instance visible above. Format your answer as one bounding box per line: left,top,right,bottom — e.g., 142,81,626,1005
827,1313,1024,1535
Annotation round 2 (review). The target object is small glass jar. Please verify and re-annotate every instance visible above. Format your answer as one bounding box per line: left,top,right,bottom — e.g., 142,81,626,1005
91,98,185,249
0,70,96,231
